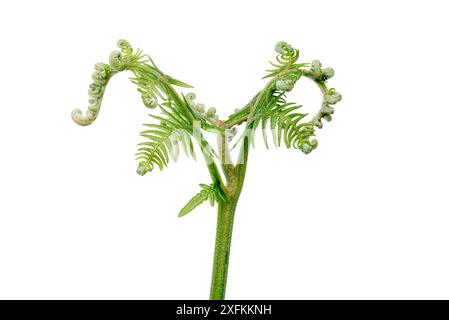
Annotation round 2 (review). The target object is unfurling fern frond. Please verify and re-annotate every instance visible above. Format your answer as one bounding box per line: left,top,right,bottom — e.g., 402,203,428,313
229,42,342,155
178,183,227,217
71,39,209,175
72,39,194,127
136,100,196,176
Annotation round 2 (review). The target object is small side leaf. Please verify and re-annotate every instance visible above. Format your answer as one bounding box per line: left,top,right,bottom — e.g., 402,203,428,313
178,183,226,217
178,187,209,217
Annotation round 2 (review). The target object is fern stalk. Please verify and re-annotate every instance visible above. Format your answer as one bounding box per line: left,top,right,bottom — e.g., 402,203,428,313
71,40,341,299
210,196,239,300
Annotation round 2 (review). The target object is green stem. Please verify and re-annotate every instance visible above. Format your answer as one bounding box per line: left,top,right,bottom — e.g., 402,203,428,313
209,197,238,300
209,136,249,300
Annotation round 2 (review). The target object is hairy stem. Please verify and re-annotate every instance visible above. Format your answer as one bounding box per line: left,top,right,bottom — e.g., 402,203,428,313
209,135,249,300
209,196,239,300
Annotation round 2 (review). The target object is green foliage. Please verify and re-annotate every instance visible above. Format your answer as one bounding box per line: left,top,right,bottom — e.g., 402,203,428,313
72,40,341,299
178,184,227,217
71,39,342,299
252,96,317,154
72,39,341,173
227,41,341,155
74,39,233,177
136,100,196,175
231,92,318,154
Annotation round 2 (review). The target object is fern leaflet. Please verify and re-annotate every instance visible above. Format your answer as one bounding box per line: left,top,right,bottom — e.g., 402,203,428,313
178,184,227,217
136,100,196,175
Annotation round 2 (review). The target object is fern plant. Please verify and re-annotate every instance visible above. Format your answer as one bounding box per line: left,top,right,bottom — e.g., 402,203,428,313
71,40,342,299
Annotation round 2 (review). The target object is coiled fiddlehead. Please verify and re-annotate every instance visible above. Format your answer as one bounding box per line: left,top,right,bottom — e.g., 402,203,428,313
185,92,220,125
302,59,342,130
71,39,135,126
71,62,117,126
71,39,193,126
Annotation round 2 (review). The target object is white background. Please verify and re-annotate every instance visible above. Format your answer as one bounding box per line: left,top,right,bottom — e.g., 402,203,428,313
0,0,448,299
